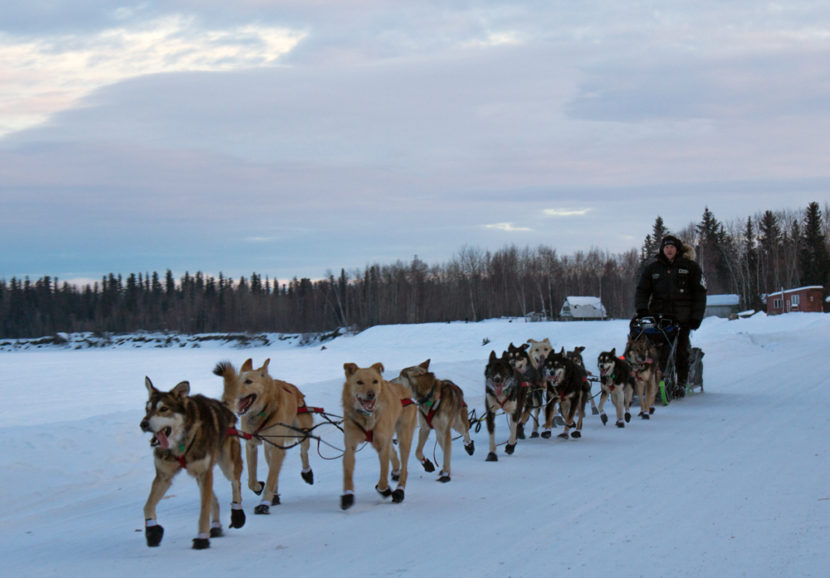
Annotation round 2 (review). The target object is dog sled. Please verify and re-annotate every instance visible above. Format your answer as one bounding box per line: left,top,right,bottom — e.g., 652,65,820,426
629,315,704,404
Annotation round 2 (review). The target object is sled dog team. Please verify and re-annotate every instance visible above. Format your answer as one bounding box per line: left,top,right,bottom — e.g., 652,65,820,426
140,335,662,549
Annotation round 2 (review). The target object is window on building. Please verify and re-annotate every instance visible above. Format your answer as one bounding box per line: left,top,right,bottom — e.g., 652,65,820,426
792,294,800,307
773,298,782,309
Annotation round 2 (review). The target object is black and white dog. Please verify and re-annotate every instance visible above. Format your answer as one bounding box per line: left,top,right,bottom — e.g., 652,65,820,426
484,350,527,461
541,349,589,439
596,348,635,428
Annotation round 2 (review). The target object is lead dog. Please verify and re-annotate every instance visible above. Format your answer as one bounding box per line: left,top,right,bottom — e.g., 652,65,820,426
213,358,314,514
484,350,528,461
596,348,635,427
341,362,417,509
394,359,474,482
140,378,245,549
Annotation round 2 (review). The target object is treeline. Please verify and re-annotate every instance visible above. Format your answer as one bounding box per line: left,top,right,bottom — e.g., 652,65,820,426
1,203,828,339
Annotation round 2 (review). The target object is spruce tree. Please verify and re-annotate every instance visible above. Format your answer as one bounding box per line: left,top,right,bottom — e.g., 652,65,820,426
799,201,830,286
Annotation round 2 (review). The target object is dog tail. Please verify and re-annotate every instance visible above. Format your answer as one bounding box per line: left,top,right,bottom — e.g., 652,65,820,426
213,361,239,408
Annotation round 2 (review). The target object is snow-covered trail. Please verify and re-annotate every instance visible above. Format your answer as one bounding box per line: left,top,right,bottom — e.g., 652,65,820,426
1,315,828,577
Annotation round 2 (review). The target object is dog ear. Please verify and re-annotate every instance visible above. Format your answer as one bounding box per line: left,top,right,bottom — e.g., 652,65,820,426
610,347,616,356
520,343,529,352
241,359,253,372
343,363,358,376
489,350,497,363
576,346,585,353
371,362,385,375
526,338,537,345
145,376,157,397
261,358,271,371
419,359,430,370
543,338,551,345
171,381,190,397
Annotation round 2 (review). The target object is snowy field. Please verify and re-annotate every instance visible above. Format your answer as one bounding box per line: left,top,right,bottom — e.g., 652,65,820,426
1,313,828,577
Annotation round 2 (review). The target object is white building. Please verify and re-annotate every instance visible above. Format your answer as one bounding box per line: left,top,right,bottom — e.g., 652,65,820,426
704,294,741,318
560,296,607,320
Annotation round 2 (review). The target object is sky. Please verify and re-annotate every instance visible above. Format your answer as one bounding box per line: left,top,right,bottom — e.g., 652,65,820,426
2,1,830,284
1,313,829,576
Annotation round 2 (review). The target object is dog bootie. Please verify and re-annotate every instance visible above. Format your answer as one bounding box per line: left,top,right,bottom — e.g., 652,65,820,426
375,484,393,498
230,506,246,529
464,440,475,455
340,492,354,510
145,522,164,547
301,468,314,485
192,535,210,550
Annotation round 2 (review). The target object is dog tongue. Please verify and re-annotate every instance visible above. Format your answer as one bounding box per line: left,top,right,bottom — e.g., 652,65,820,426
156,430,169,449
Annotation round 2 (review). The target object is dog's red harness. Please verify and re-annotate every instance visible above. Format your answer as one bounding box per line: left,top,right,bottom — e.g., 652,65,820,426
351,398,415,442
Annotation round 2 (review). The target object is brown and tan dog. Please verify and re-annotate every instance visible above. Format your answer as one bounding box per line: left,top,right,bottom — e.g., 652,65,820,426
625,335,660,419
140,378,246,550
341,362,417,510
213,358,314,514
393,359,474,483
565,346,600,416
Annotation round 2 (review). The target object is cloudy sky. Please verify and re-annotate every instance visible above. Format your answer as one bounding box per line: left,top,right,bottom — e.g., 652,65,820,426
2,1,829,284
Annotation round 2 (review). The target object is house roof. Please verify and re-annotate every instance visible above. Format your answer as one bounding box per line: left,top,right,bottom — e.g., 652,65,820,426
563,296,604,307
706,294,740,306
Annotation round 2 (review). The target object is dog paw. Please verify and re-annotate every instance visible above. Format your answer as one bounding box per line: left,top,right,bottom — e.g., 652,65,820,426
540,430,552,439
229,509,246,529
301,469,314,485
591,407,600,415
271,494,280,506
649,406,655,415
210,526,224,538
616,420,625,428
485,452,498,462
464,441,475,456
254,504,270,515
570,431,581,439
504,443,515,455
375,485,393,498
516,424,525,439
145,524,164,547
437,472,451,483
625,412,631,423
391,489,405,503
529,431,539,439
252,481,264,496
641,413,650,420
557,432,569,439
192,537,210,550
340,494,354,510
600,413,608,426
421,458,435,472
391,470,401,482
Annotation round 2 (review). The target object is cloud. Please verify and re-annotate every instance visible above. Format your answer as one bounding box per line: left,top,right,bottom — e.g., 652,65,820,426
0,15,306,136
484,222,532,232
543,208,592,217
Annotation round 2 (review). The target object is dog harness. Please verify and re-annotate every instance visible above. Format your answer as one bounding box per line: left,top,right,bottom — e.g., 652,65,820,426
351,398,415,442
417,383,467,429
